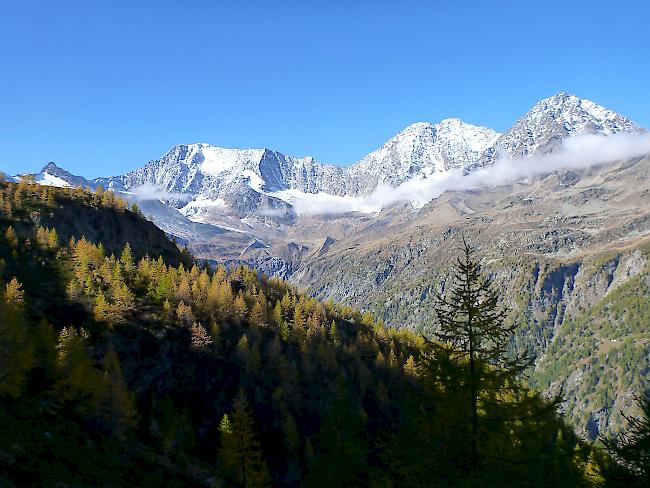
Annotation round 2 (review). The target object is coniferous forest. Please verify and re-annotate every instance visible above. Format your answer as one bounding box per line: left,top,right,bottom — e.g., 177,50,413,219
0,179,648,487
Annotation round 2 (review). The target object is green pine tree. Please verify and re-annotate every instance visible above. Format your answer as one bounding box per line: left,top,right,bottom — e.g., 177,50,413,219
428,238,530,471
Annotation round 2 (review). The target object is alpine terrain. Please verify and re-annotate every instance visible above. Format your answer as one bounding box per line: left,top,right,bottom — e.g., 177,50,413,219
8,92,650,444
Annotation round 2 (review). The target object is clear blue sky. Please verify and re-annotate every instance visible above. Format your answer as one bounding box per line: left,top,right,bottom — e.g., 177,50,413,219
1,0,648,177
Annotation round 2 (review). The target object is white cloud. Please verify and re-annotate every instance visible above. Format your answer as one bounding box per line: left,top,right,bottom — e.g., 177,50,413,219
130,182,192,202
269,188,380,216
258,207,291,218
284,132,650,216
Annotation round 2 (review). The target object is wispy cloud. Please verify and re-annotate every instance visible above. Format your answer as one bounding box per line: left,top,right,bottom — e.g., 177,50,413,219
258,207,291,218
130,182,191,202
286,132,650,216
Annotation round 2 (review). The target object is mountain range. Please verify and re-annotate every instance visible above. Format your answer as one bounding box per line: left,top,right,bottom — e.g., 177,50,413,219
21,93,643,229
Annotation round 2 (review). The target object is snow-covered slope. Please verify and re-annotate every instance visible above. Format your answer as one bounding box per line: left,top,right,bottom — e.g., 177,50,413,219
29,162,92,188
102,145,345,223
345,119,500,194
37,172,71,187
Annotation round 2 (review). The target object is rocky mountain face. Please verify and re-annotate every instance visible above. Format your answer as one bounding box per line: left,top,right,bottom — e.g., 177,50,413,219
89,119,500,221
27,93,641,234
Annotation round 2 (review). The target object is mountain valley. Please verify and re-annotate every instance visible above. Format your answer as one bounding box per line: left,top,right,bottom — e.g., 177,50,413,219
5,92,650,442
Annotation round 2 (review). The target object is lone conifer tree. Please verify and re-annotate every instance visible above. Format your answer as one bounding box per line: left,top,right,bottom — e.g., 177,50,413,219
429,238,529,470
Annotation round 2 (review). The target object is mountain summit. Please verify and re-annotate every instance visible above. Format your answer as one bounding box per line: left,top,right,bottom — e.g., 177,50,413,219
480,93,643,165
347,119,500,192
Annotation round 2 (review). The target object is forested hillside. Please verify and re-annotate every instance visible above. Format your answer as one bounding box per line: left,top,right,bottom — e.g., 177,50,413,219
0,180,640,487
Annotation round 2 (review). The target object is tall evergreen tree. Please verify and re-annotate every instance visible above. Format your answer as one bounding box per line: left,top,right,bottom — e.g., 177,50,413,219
428,239,530,471
119,242,134,274
4,226,18,249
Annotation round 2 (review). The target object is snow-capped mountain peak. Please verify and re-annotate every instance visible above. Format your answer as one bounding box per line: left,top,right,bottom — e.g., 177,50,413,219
485,92,644,163
530,92,640,133
433,118,501,153
31,162,92,188
345,118,501,191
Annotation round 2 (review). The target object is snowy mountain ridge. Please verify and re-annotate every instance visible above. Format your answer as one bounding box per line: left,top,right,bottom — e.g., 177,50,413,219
23,93,643,224
108,117,502,200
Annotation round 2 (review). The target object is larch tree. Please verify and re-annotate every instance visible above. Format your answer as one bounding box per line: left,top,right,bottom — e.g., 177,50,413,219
48,227,58,248
94,291,111,322
292,304,305,330
0,278,35,398
403,355,417,377
249,299,267,328
189,322,213,353
119,242,134,274
95,349,137,439
175,276,192,304
5,226,18,249
176,300,194,326
218,390,270,487
4,277,24,303
232,293,248,321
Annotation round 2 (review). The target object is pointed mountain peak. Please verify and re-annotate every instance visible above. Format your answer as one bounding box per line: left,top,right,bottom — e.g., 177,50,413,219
487,92,643,162
540,91,578,102
388,118,501,155
532,92,590,111
149,142,267,180
41,161,60,173
351,118,502,188
524,92,641,132
31,162,93,189
38,162,77,180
